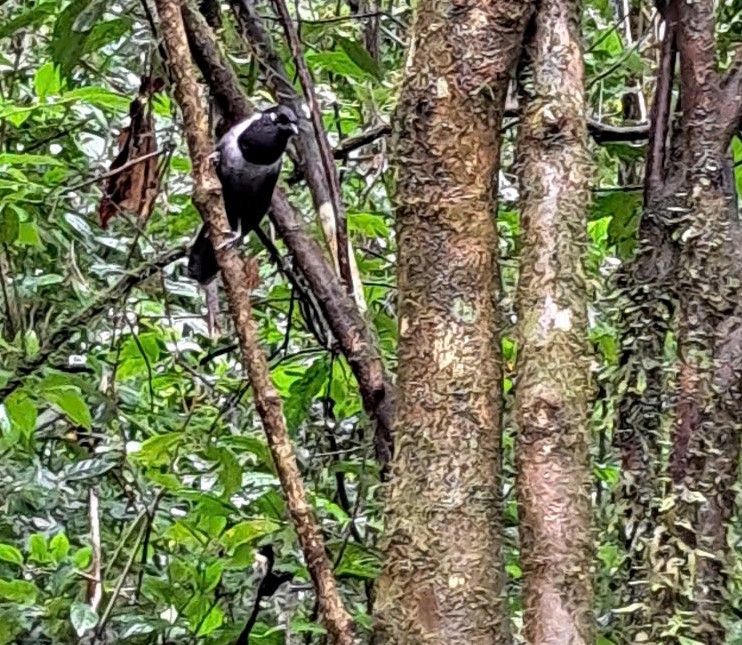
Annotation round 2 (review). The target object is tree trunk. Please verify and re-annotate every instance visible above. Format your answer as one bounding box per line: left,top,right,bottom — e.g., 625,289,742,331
615,0,742,640
374,1,534,642
656,1,742,640
514,1,593,643
612,13,678,637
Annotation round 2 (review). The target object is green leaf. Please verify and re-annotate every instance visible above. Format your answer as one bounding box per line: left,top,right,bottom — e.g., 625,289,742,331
0,208,20,243
0,579,38,604
63,457,118,481
306,51,373,81
51,0,106,73
49,533,70,563
65,87,130,113
592,190,642,259
334,543,380,580
34,62,61,100
336,37,382,80
0,545,23,567
196,606,223,637
70,602,98,637
73,546,93,570
132,433,183,467
505,563,522,579
0,153,64,167
46,388,92,429
203,561,223,593
221,519,279,553
17,221,41,247
4,392,36,438
83,18,132,53
218,449,242,499
348,212,389,238
27,534,49,564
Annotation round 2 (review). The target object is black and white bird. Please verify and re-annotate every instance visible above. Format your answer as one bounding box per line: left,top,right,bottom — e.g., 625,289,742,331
187,105,299,284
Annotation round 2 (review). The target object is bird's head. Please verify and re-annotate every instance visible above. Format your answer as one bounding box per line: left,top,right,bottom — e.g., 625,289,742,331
236,105,299,165
265,105,300,136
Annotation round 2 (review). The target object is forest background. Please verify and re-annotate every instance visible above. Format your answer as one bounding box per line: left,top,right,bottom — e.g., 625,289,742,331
0,0,741,643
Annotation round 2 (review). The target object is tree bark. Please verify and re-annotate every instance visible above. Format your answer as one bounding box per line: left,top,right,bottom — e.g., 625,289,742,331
374,0,534,642
614,1,742,641
514,1,593,642
612,10,678,637
152,1,356,642
656,1,742,640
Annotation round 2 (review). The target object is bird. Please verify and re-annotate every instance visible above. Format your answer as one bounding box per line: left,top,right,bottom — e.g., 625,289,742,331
187,104,299,285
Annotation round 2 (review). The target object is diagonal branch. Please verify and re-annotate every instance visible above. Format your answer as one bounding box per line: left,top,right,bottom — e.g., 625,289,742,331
268,0,354,292
644,10,677,196
179,2,394,468
151,2,356,642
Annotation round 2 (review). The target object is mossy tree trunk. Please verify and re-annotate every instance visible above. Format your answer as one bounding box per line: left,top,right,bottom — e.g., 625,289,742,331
656,1,742,640
514,1,593,642
373,0,534,642
612,10,678,635
614,0,742,640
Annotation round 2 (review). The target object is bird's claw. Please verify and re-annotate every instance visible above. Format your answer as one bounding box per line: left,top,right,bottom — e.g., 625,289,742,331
215,231,241,251
207,150,220,165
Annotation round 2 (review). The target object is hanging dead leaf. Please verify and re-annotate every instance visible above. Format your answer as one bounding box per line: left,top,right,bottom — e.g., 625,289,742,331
98,76,165,229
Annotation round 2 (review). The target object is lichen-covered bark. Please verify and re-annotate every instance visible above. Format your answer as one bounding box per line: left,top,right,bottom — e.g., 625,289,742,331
514,2,592,643
374,1,534,642
654,1,742,639
615,0,742,641
612,16,678,636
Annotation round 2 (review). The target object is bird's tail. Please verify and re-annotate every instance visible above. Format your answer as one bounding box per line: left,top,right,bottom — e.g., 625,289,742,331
188,225,219,284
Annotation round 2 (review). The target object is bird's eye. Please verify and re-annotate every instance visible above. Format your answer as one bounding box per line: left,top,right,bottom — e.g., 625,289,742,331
278,114,290,125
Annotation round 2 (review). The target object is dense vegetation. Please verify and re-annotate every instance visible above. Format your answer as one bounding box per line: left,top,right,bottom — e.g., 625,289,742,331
0,0,740,643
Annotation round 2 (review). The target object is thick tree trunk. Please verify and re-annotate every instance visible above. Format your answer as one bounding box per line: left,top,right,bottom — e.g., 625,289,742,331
615,0,742,640
374,1,534,642
613,15,678,636
514,1,593,643
655,1,742,640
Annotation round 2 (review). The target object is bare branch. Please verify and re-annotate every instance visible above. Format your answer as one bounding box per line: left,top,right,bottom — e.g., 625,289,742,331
87,489,103,613
152,1,356,641
269,0,354,292
644,12,677,196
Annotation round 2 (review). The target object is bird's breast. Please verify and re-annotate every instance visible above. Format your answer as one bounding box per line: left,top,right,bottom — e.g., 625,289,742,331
218,147,282,196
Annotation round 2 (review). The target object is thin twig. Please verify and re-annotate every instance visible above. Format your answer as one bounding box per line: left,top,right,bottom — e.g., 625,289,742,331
94,518,148,639
87,489,103,613
62,147,169,194
270,0,354,292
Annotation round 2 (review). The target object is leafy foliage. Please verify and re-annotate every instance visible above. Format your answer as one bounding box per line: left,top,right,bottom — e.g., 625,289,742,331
0,0,739,643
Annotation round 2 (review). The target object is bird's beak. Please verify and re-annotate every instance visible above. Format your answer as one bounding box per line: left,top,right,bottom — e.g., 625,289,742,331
290,123,299,135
